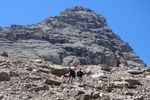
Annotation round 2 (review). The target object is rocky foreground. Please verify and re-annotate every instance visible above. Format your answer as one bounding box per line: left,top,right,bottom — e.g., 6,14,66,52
0,54,150,100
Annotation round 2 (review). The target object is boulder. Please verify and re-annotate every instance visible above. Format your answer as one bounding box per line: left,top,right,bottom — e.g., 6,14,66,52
111,81,129,88
0,95,3,100
146,75,150,79
91,73,107,79
145,66,150,72
81,94,92,100
127,70,143,75
69,89,85,97
125,79,142,85
79,92,100,100
101,66,112,72
36,49,64,64
27,76,42,81
9,71,19,77
34,63,49,68
45,79,61,86
38,68,50,74
50,65,69,76
63,56,80,66
33,59,43,63
0,51,8,57
0,72,10,81
30,85,49,92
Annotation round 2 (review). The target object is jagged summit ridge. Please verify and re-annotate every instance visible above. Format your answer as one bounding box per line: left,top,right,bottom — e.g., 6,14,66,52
0,7,145,67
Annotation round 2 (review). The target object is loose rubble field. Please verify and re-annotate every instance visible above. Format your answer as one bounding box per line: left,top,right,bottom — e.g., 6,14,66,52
0,55,150,100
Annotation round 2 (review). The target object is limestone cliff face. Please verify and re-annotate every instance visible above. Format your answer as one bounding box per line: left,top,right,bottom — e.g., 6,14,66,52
0,7,145,67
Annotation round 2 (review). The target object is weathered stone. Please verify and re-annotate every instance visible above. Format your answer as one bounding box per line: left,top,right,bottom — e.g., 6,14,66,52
50,66,69,77
80,93,99,100
38,68,50,74
35,63,49,68
33,59,43,63
0,72,10,81
125,79,142,85
45,79,61,86
30,85,49,92
127,70,143,75
111,81,129,88
63,56,80,66
91,73,107,79
9,71,19,77
27,76,42,80
0,51,8,57
0,95,3,100
101,66,112,72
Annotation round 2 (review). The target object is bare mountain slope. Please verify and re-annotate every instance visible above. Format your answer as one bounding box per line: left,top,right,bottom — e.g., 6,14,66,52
0,7,145,67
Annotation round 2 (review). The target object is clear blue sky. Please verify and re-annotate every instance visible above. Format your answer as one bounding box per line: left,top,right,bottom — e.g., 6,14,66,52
0,0,150,64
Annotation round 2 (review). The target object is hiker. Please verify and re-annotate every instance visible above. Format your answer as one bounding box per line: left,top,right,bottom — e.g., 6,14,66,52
67,66,76,84
76,68,84,83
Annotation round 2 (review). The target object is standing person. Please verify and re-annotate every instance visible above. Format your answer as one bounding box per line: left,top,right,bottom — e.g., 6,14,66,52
67,66,76,84
77,68,84,83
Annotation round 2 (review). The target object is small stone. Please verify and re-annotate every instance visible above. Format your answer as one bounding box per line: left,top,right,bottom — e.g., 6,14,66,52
9,71,19,77
25,67,33,71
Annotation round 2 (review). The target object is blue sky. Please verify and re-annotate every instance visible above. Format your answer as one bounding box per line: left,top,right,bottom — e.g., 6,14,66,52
0,0,150,64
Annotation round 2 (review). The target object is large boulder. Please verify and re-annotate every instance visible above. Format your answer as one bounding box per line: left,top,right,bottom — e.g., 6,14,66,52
62,56,80,66
50,65,69,76
0,72,10,81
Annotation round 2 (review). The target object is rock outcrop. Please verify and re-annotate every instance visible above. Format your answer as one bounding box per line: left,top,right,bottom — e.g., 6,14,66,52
0,7,145,67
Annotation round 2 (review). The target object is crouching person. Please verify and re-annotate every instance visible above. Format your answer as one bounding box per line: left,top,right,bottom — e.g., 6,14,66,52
77,68,84,83
60,73,69,84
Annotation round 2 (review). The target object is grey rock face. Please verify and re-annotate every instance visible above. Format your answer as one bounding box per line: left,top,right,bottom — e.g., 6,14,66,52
0,7,145,67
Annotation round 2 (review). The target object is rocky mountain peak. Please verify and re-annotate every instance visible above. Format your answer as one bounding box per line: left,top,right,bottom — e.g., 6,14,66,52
0,7,145,67
60,6,95,16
